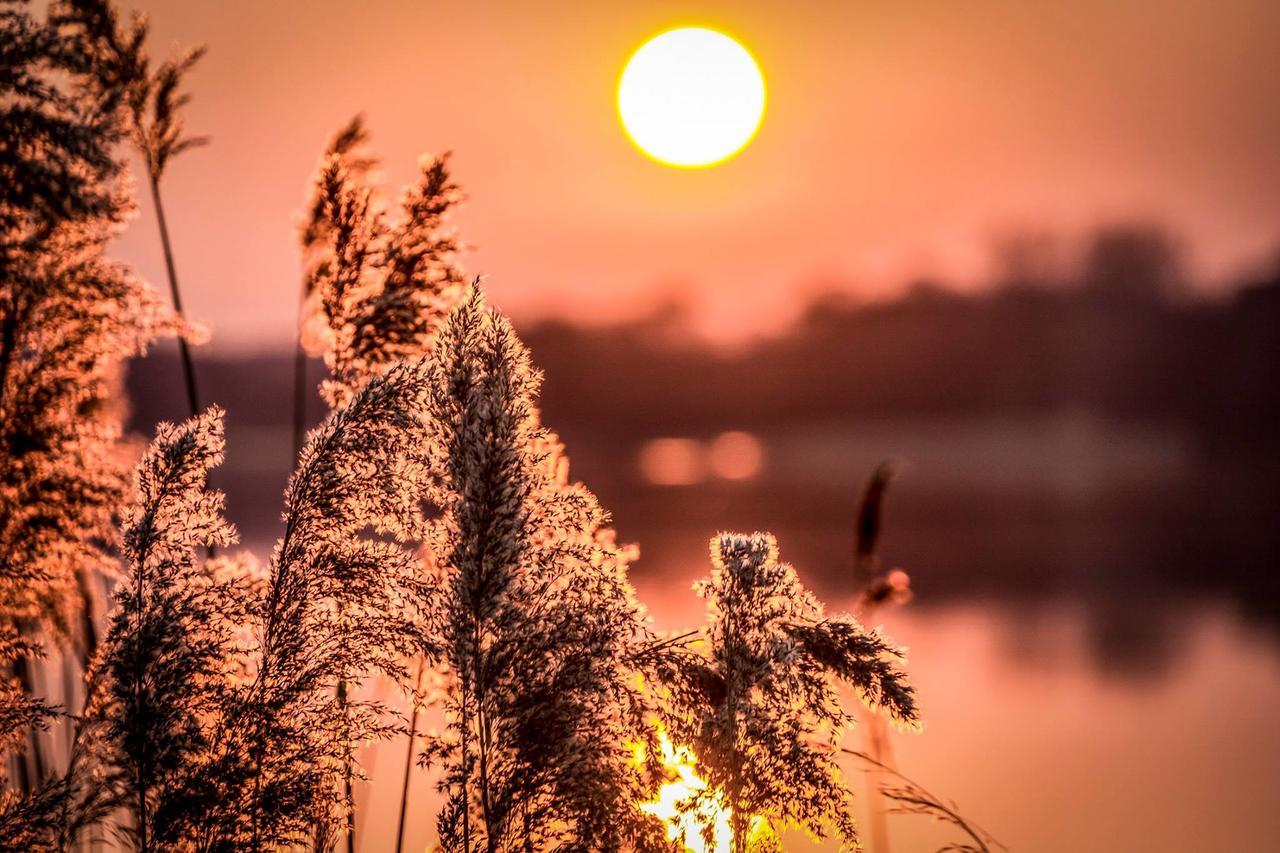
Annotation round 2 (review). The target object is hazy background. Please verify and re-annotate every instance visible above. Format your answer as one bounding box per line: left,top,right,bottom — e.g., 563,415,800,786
125,241,1280,852
110,1,1280,850
110,0,1280,347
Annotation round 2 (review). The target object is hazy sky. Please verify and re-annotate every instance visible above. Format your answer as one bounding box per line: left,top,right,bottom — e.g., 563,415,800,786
111,0,1280,350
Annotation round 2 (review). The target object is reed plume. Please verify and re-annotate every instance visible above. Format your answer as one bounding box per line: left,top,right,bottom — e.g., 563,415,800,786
293,115,377,456
299,119,465,850
1,0,181,672
301,122,465,410
658,532,919,851
84,364,437,849
95,407,255,850
55,0,209,417
418,288,657,851
220,360,438,849
1,6,188,844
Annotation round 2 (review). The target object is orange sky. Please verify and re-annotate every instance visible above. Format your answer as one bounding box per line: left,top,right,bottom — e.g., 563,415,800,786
111,0,1280,351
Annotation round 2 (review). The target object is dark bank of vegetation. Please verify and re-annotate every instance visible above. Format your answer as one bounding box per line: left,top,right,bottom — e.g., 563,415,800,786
527,227,1280,463
125,228,1280,646
522,229,1280,638
1,2,1006,850
129,227,1280,469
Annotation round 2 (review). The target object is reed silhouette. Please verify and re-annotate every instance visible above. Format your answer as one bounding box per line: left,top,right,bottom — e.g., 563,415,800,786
0,4,953,850
654,533,918,851
299,123,465,412
418,288,659,851
298,119,465,851
1,0,182,820
58,0,209,420
96,407,250,850
293,114,376,457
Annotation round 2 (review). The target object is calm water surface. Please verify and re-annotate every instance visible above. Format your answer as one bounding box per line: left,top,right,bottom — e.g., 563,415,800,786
351,593,1280,852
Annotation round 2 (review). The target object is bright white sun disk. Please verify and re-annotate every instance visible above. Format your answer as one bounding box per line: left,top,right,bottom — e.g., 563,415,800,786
618,27,766,168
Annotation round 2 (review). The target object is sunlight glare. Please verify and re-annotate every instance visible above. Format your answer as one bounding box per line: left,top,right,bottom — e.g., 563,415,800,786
638,730,734,852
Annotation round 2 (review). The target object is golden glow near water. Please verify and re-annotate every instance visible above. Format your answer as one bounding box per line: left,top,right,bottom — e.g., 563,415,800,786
259,603,1278,851
638,729,735,852
618,27,766,168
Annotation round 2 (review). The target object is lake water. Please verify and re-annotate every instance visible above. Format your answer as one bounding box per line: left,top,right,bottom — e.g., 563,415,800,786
111,401,1280,850
342,593,1280,852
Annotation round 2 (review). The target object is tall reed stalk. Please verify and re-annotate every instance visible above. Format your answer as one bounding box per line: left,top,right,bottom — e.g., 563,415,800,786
854,462,901,853
394,658,427,853
233,360,436,850
2,0,184,814
65,0,210,419
338,677,353,853
145,171,199,416
419,289,656,850
298,118,462,852
291,315,309,458
97,406,244,851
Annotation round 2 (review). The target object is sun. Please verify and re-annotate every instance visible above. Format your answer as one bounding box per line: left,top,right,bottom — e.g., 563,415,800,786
618,27,766,168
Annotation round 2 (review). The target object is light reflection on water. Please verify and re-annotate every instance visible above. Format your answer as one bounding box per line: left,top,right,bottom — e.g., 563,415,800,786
348,595,1280,852
775,604,1280,852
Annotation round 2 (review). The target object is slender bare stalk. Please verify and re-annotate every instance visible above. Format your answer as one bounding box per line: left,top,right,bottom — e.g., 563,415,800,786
143,172,217,564
394,659,427,853
863,705,893,853
12,654,46,793
460,674,471,852
853,462,904,853
860,597,895,853
471,616,494,841
842,748,1004,853
145,173,199,417
339,678,354,853
291,314,309,458
132,540,148,853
